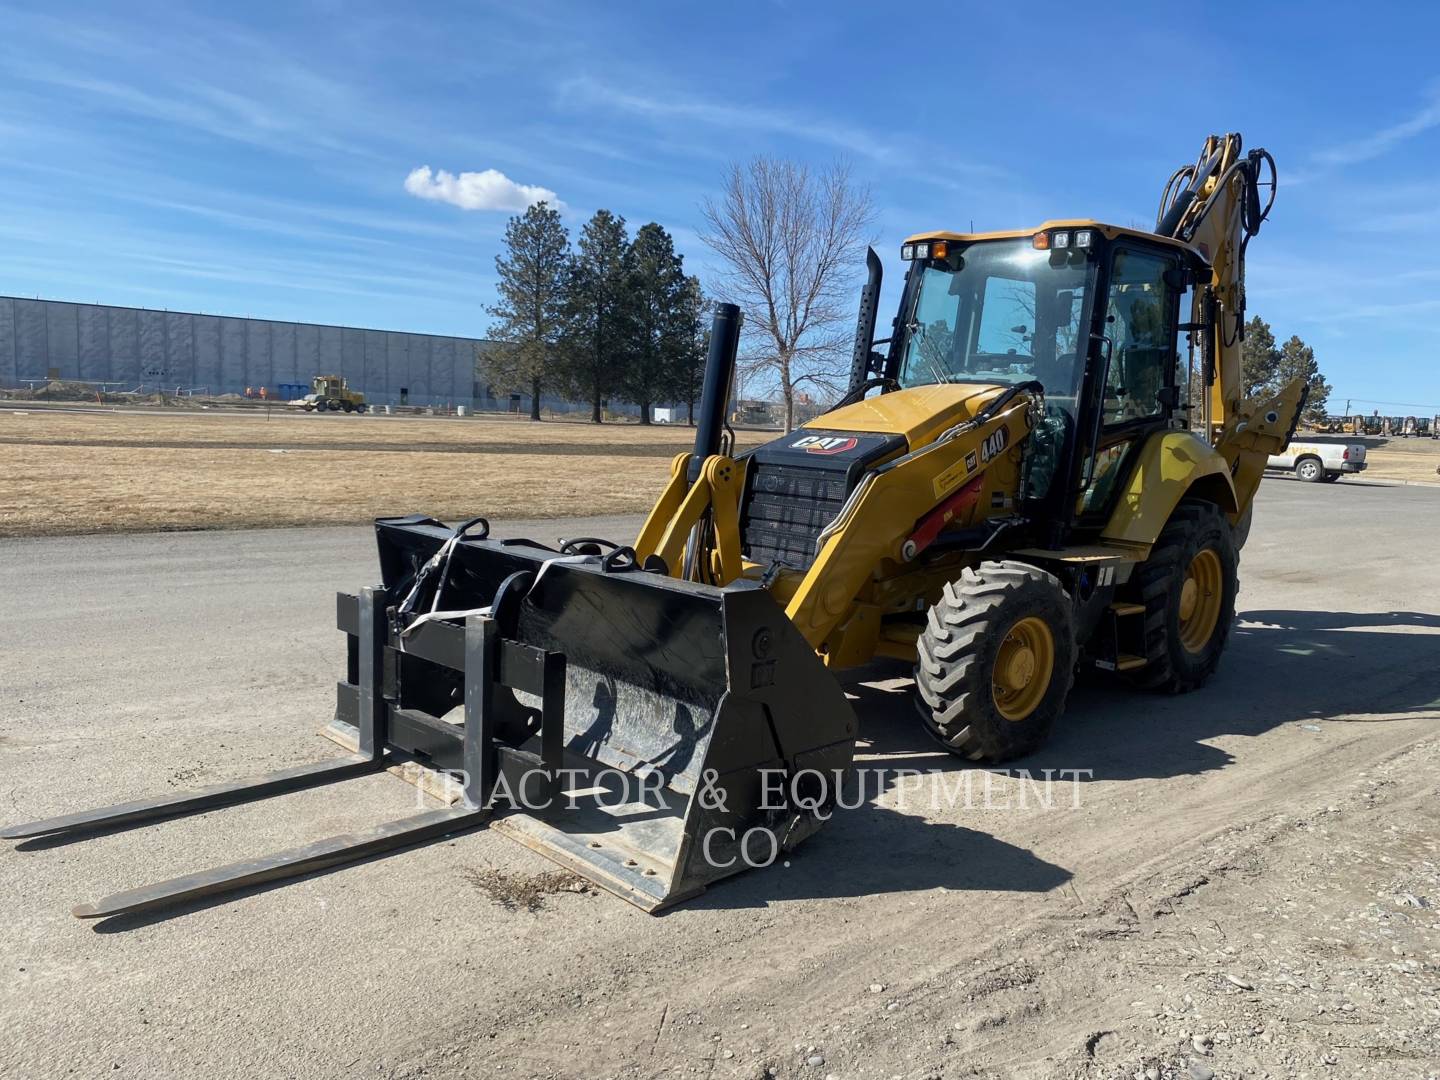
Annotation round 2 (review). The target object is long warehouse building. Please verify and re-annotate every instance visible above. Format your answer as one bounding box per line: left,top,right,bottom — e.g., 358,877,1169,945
0,295,490,408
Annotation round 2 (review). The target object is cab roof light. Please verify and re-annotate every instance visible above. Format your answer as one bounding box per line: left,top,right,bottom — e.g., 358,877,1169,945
1032,232,1050,250
931,240,949,259
1053,231,1070,249
901,243,915,260
1075,229,1094,249
913,241,931,260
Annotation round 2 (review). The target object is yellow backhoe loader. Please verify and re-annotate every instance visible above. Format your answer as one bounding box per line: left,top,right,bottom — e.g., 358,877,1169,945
5,134,1305,918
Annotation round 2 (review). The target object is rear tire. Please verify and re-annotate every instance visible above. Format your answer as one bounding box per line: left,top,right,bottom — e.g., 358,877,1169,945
1122,501,1238,693
914,560,1076,762
314,400,328,412
1296,456,1324,482
342,401,354,413
354,403,367,414
1321,472,1340,483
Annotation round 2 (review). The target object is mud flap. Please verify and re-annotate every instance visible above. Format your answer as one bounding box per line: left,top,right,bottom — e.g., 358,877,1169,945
339,516,857,911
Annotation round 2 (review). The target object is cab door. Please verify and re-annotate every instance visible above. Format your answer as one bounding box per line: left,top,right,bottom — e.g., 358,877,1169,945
1075,243,1186,524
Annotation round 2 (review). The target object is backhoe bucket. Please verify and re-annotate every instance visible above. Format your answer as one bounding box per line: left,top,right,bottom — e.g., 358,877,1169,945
336,516,857,911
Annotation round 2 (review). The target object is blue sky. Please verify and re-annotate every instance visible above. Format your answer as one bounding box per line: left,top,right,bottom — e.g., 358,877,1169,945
3,1,1440,412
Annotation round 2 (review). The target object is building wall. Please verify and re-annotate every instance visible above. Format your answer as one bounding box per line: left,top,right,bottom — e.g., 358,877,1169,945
0,296,486,408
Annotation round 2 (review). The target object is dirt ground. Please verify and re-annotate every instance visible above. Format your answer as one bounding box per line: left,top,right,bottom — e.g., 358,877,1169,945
0,406,711,536
4,406,1439,538
2,483,1438,1080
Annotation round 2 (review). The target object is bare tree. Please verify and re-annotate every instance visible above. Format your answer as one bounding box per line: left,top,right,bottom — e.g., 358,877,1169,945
699,158,875,432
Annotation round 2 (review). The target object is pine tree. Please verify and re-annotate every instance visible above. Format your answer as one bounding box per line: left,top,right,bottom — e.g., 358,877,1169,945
622,223,691,424
486,202,569,421
561,210,631,423
1275,334,1332,423
1240,316,1280,399
675,276,708,425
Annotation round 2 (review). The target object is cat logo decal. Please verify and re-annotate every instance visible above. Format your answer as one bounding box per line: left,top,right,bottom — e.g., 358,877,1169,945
790,435,859,455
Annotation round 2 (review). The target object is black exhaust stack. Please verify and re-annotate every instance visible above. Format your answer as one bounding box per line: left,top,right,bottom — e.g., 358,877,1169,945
689,302,742,484
847,247,883,398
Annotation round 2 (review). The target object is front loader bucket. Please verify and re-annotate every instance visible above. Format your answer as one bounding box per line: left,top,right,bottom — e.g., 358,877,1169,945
335,516,857,911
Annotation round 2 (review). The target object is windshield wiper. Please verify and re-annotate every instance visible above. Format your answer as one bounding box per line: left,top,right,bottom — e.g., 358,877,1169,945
906,321,954,387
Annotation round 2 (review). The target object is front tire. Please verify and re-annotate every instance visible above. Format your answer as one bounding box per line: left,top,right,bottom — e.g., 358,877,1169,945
914,560,1076,762
1123,501,1238,693
1232,502,1253,551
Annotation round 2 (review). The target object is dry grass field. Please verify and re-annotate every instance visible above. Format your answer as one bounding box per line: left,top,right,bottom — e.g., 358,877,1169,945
0,407,723,537
1357,435,1440,483
2,406,1437,537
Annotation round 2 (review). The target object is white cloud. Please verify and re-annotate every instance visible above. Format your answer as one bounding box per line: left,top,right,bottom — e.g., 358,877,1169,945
555,76,1005,183
1313,91,1440,168
403,166,562,212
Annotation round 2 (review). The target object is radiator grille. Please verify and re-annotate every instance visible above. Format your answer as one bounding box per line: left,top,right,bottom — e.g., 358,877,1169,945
741,462,850,570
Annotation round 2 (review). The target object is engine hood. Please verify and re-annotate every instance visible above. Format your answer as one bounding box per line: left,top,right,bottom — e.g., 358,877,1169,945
805,382,1009,449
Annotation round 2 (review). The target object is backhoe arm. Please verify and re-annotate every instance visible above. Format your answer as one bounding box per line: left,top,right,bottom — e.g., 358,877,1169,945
1157,134,1305,513
1157,134,1303,437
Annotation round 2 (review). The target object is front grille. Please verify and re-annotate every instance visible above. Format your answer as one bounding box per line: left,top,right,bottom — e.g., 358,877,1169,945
741,462,850,570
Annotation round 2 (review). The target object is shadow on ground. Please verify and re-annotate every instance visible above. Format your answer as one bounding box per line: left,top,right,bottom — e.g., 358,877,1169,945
693,608,1440,910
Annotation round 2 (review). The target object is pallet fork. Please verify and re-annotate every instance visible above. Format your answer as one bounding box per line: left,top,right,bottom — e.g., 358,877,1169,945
1,587,495,920
4,305,856,919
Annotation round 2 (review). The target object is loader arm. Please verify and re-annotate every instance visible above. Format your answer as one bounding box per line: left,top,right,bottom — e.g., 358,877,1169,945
633,450,746,583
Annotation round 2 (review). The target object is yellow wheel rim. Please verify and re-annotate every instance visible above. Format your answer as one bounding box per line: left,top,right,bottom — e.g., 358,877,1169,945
1178,548,1223,653
992,615,1055,722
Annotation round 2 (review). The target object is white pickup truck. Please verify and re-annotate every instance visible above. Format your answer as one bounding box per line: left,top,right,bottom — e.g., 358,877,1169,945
1267,440,1368,483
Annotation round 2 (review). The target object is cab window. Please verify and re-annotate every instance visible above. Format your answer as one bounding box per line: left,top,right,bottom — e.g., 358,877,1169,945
1099,249,1178,425
976,276,1034,359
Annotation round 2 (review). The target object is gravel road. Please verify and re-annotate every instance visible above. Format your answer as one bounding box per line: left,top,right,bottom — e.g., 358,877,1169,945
2,484,1437,1079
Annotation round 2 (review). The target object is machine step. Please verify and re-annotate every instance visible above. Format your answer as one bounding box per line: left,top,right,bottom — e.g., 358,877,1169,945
1109,602,1146,616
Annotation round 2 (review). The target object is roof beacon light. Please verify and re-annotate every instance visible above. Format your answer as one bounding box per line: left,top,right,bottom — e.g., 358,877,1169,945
1032,232,1050,250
